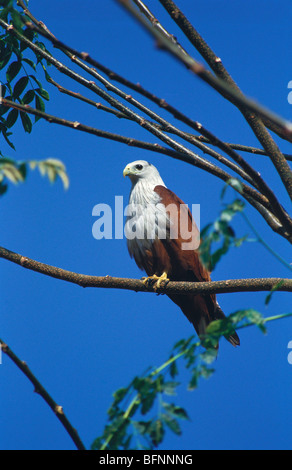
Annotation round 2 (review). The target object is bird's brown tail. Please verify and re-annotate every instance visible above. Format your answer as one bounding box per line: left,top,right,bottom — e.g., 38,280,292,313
168,293,240,347
214,304,240,347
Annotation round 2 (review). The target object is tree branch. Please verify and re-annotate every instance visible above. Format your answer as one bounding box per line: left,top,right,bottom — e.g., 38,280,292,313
0,245,291,295
22,19,265,190
0,337,86,450
1,12,291,239
46,77,263,187
195,137,292,162
156,0,292,200
117,0,292,202
19,13,292,209
2,97,278,218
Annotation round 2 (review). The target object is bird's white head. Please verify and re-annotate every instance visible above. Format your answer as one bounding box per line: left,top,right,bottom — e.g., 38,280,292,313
123,160,165,187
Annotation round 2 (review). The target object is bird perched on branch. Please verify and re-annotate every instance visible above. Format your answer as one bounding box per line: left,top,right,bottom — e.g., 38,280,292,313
123,160,240,347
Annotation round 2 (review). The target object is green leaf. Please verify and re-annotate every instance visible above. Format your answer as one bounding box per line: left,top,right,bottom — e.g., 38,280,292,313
0,183,8,196
112,387,129,406
245,309,267,333
2,128,16,150
199,198,246,271
57,169,69,190
20,111,32,133
265,280,285,306
169,357,178,379
199,364,215,379
23,27,35,43
6,60,22,82
22,58,36,71
149,419,164,446
34,94,45,122
0,161,25,183
162,381,179,396
18,162,27,180
188,369,200,390
0,47,12,70
13,75,29,99
28,158,69,189
162,402,189,420
161,413,182,435
5,108,18,128
22,89,35,105
35,87,49,101
10,9,25,33
221,178,243,200
141,390,156,415
200,348,218,365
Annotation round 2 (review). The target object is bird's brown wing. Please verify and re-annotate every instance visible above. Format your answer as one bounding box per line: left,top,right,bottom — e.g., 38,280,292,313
154,185,240,346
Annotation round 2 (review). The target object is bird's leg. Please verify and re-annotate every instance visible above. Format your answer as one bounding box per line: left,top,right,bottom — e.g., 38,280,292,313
142,272,169,291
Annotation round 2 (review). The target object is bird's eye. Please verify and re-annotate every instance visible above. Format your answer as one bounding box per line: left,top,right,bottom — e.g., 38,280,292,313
135,164,143,170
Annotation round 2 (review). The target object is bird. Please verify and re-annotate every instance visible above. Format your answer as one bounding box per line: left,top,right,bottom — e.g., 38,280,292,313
123,160,240,347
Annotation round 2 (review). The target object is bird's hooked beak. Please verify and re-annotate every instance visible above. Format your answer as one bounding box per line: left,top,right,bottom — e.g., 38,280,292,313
123,165,132,177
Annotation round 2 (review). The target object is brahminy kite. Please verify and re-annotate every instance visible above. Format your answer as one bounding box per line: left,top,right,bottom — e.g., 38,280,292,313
123,160,240,347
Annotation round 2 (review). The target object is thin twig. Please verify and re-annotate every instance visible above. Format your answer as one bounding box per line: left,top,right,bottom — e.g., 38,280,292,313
195,137,292,162
241,212,292,272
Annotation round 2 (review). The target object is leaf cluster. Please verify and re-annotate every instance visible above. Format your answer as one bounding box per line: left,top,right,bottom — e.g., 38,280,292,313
93,308,268,450
0,0,50,148
0,155,69,195
199,194,247,271
91,335,215,450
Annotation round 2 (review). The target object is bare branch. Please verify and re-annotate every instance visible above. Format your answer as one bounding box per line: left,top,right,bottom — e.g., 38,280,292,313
17,2,292,159
22,19,261,188
2,97,283,223
0,338,86,450
3,15,290,234
156,0,292,200
0,245,292,295
117,0,292,202
1,13,291,239
195,137,292,162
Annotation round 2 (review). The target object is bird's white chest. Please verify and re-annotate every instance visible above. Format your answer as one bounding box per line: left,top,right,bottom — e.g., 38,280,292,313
125,181,169,258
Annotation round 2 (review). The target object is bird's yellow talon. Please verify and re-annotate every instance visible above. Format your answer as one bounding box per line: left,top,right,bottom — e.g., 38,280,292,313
142,274,159,287
142,272,169,290
155,272,169,289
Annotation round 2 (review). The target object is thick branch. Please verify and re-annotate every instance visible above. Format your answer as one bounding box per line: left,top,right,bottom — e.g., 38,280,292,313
0,246,291,295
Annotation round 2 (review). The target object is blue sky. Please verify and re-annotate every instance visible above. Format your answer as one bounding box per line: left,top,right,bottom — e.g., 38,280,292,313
1,0,292,450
